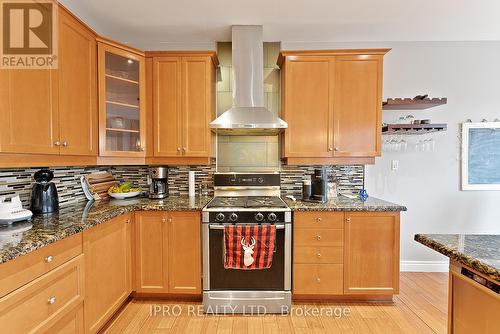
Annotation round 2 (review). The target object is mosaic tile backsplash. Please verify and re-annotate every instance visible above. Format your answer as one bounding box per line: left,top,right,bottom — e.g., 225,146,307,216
0,164,363,209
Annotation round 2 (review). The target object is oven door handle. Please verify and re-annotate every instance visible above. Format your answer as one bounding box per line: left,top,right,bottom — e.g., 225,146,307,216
208,224,286,230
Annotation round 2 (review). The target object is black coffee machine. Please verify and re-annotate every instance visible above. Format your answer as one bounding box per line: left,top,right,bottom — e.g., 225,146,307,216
31,169,59,214
305,167,328,203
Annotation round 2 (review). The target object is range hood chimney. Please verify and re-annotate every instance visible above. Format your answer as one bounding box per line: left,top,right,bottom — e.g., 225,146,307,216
210,26,287,135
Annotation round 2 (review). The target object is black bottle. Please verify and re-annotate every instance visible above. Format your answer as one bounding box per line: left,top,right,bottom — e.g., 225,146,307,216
31,169,59,214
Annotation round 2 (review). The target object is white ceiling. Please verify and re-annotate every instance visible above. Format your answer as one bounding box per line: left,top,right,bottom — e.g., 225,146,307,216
60,0,500,50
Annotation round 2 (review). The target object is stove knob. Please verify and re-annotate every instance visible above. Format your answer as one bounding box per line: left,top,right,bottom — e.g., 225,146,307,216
215,213,225,222
268,213,277,222
255,213,264,222
258,177,264,183
229,213,238,222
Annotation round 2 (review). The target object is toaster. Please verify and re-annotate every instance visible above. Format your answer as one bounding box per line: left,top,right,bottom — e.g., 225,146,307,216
0,196,33,224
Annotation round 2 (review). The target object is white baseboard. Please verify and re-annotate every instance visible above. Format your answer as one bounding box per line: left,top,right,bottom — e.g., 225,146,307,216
400,260,449,272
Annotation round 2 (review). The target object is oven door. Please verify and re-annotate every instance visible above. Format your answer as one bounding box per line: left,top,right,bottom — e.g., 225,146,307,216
202,223,291,291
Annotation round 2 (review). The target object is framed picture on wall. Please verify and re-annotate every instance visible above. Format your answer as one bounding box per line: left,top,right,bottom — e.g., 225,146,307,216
461,122,500,190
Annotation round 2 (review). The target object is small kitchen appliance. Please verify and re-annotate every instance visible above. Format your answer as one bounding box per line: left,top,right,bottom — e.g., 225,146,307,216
202,172,292,314
149,166,168,199
0,196,33,224
306,167,328,203
30,169,59,214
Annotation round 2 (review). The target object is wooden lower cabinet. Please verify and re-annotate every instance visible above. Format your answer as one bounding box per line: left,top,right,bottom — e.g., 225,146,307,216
83,213,132,334
134,211,169,292
449,262,500,334
343,212,400,295
47,302,85,334
294,264,344,295
134,211,201,294
0,255,84,333
293,211,400,298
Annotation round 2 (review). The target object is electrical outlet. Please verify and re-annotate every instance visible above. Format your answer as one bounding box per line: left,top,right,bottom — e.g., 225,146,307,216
391,160,399,171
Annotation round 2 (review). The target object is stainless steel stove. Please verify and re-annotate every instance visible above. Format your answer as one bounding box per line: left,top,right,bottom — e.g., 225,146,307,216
202,172,292,314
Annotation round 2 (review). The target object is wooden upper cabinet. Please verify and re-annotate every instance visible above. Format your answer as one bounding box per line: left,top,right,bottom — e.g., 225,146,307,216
278,49,389,165
58,9,97,156
98,42,146,157
344,212,400,295
182,57,213,157
333,55,383,157
0,69,59,154
153,57,182,157
149,52,217,163
281,56,333,158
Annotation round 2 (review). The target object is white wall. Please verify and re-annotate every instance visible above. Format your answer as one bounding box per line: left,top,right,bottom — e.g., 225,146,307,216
282,41,500,271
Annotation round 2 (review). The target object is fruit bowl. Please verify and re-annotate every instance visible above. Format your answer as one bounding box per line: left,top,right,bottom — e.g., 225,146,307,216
108,183,142,199
108,191,141,199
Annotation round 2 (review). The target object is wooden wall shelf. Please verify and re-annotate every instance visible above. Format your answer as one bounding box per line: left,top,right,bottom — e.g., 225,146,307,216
382,123,447,135
383,97,447,110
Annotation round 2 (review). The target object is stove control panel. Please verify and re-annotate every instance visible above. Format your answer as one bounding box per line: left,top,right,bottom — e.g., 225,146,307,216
208,211,288,224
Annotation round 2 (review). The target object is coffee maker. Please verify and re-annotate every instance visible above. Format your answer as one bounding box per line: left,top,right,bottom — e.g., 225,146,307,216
306,167,328,203
31,169,59,214
149,166,168,199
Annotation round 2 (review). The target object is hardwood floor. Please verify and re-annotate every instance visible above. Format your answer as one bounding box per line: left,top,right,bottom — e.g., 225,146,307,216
103,272,448,334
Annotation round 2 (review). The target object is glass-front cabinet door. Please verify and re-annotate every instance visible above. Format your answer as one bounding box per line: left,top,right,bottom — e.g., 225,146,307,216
98,42,146,157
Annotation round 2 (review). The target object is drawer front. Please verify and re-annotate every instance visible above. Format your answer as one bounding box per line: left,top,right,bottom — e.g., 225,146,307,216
294,229,343,247
47,302,84,334
293,264,343,295
0,255,84,334
294,211,344,229
294,246,343,264
0,233,82,297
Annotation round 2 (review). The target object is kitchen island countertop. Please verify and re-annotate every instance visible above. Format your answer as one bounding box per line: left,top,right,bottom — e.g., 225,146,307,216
415,234,500,282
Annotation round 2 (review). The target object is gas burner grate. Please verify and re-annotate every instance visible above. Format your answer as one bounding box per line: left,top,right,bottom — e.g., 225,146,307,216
206,196,287,209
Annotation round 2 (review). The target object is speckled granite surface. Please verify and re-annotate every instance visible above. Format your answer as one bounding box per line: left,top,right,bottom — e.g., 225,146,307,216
0,196,211,264
0,195,405,265
415,234,500,282
285,196,407,212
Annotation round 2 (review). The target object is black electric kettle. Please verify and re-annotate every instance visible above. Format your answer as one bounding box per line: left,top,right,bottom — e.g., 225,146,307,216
31,169,59,214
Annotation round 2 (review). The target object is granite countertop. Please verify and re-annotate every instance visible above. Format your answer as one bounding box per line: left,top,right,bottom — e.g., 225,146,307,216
415,234,500,282
0,196,212,264
285,196,407,212
0,194,406,265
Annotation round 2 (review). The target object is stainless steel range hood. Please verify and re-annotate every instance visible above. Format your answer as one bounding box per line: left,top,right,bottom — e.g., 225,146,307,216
210,26,287,135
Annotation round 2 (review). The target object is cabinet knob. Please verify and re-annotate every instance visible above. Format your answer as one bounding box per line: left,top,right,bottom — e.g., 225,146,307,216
328,147,333,151
47,297,56,305
316,278,321,283
317,235,322,241
45,255,53,263
316,252,321,258
346,217,351,223
54,141,60,146
182,147,187,152
334,147,339,151
62,141,68,147
125,219,130,224
140,147,145,152
316,217,322,222
177,147,181,152
162,218,166,223
168,218,172,223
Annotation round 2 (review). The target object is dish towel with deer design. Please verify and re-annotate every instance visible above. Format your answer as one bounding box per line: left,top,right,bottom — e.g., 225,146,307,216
223,225,276,270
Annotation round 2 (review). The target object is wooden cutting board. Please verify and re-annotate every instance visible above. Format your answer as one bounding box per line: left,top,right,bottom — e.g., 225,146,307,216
83,172,118,200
